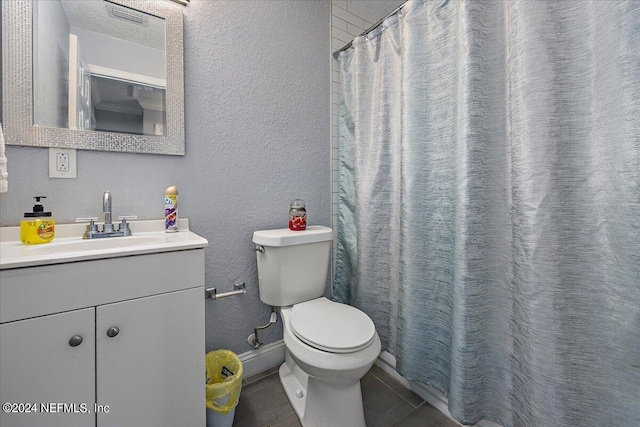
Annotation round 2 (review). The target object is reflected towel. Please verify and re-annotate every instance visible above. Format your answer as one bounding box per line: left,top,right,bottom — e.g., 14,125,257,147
0,122,7,192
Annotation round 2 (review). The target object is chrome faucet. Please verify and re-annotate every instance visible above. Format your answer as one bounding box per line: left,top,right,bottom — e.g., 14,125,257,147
103,191,114,233
76,191,138,239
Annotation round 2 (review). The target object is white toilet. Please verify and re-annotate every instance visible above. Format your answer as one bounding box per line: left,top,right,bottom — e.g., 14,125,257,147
253,226,381,427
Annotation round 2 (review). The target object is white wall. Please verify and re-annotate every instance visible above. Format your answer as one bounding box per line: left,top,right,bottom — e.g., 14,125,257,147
72,26,165,81
0,0,331,355
33,0,70,128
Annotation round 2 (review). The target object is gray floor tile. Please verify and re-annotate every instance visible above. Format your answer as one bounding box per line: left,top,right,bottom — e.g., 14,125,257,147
392,403,460,427
234,366,455,427
362,372,417,427
370,364,425,408
269,412,303,427
233,372,295,427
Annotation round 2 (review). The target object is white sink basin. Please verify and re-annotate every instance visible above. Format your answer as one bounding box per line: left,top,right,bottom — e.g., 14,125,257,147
0,220,208,269
26,235,167,255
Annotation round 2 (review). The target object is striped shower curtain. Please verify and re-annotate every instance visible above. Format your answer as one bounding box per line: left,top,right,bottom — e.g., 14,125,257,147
334,1,640,426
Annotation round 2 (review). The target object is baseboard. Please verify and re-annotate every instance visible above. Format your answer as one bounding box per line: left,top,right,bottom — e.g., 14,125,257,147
375,351,502,427
238,340,286,379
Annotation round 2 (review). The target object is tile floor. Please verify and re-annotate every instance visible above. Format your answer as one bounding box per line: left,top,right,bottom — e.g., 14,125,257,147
233,364,460,427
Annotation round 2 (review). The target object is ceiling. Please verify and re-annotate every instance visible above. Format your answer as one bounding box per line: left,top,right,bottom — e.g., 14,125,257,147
60,0,165,51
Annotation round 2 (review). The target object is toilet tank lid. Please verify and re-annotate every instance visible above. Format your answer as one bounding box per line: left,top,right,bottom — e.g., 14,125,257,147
253,226,332,247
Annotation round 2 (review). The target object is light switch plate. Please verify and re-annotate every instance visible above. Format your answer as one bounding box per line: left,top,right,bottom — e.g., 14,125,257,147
49,148,77,178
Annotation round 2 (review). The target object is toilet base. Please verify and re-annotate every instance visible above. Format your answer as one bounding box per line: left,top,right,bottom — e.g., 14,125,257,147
279,351,366,427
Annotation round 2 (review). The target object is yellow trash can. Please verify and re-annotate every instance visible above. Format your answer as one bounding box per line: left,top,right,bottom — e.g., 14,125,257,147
205,350,243,427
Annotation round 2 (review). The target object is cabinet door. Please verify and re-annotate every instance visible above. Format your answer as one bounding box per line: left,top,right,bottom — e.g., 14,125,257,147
0,308,96,427
96,288,205,427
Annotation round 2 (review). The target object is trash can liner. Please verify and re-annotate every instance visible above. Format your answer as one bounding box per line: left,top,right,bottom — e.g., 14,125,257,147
205,350,243,415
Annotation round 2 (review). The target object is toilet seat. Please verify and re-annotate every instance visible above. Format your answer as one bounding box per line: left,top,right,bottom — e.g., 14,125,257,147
290,298,376,354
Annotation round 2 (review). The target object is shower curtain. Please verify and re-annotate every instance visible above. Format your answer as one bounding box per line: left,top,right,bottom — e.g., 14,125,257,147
334,1,640,426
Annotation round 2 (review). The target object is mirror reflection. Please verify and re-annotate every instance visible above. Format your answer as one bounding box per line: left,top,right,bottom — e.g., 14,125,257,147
33,0,166,136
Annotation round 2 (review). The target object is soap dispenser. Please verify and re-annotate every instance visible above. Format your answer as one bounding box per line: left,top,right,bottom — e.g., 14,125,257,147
20,196,55,245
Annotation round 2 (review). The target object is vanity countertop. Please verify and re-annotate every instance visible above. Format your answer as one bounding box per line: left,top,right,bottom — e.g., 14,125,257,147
0,218,208,270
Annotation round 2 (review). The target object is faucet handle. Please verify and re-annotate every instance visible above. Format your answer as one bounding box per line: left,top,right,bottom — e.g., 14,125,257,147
76,217,98,231
118,215,138,236
75,217,99,223
76,217,99,237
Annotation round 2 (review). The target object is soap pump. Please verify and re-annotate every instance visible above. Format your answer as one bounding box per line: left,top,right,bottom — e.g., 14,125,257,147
20,196,56,245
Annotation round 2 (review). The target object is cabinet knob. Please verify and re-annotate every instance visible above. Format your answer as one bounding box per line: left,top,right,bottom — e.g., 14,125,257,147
106,327,120,338
69,335,83,347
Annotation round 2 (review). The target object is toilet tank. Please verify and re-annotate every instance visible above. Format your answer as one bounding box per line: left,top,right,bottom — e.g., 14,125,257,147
253,226,332,307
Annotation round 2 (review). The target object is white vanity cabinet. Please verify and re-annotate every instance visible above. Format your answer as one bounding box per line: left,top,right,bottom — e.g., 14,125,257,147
96,287,204,427
0,246,206,427
0,308,96,427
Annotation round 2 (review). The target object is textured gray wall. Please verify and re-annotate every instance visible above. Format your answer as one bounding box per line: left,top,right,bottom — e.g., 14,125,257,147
0,0,331,355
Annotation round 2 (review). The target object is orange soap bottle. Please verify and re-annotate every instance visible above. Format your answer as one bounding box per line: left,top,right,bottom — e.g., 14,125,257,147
20,196,55,245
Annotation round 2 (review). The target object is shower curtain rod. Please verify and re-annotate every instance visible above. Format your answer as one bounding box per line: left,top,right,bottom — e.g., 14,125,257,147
332,1,408,60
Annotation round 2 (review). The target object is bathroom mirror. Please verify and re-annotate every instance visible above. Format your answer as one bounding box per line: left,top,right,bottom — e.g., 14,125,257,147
1,0,185,155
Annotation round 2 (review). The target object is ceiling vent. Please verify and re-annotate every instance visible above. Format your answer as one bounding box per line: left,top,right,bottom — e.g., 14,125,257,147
106,4,148,27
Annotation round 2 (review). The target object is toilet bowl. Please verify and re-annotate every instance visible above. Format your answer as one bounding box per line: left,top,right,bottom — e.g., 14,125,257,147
279,298,381,427
253,226,381,427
